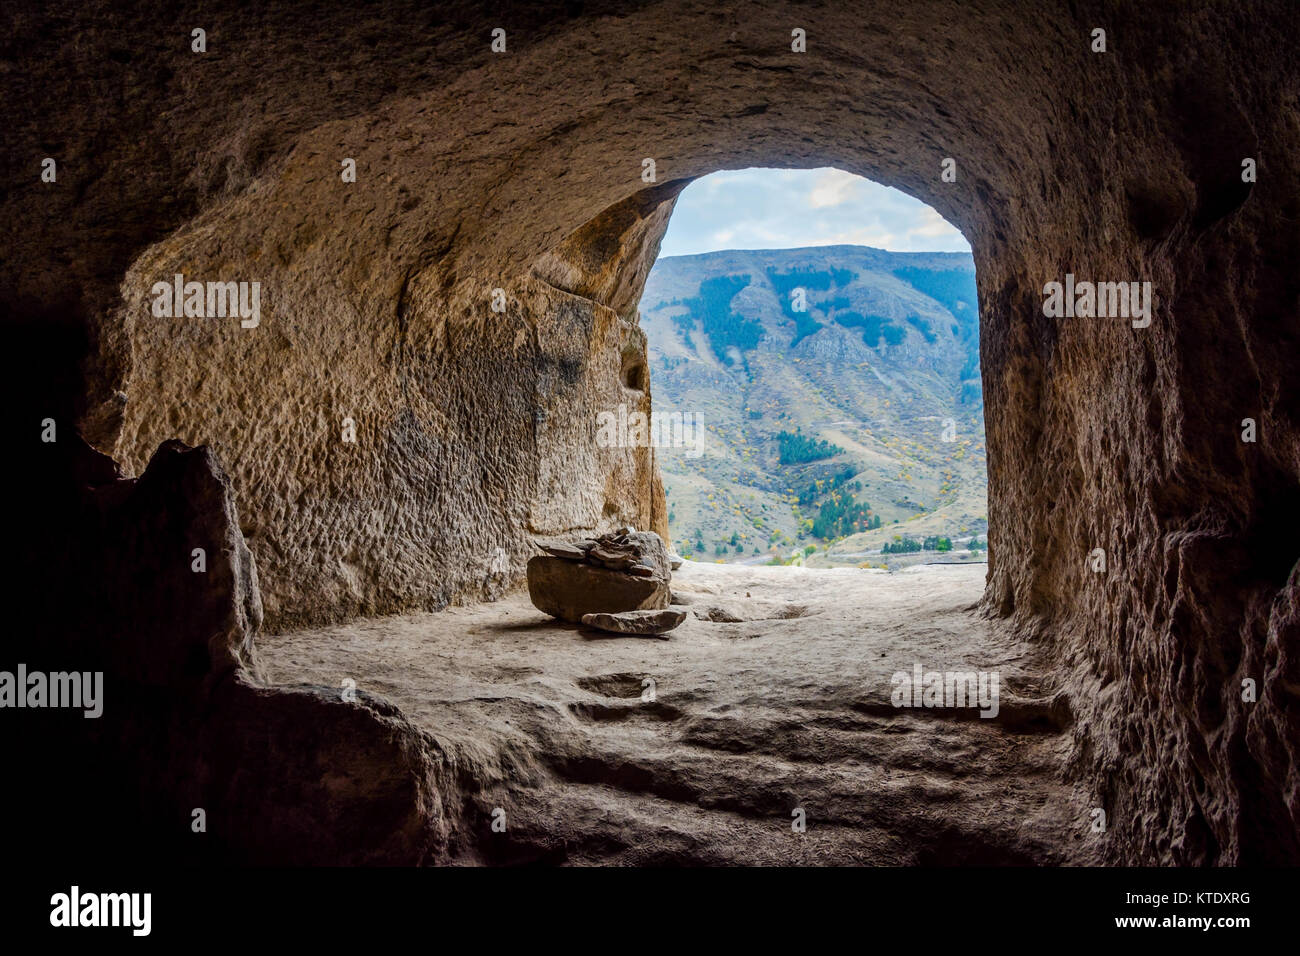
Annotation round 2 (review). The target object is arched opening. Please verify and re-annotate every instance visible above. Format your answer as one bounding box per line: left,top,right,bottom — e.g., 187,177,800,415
638,166,986,572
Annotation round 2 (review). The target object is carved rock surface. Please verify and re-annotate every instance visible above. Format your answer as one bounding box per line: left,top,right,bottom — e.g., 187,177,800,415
261,562,1090,865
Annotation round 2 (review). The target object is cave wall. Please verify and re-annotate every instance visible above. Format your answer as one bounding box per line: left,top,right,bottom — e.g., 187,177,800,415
3,0,1299,863
109,168,672,629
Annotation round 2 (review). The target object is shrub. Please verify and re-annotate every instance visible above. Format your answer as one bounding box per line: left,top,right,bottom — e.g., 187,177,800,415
777,428,842,464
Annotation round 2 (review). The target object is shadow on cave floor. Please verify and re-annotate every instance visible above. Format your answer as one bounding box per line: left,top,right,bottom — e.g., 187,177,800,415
259,563,1095,865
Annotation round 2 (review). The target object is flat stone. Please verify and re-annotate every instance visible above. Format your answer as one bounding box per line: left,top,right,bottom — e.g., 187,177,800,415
581,607,687,636
588,546,637,569
536,540,586,561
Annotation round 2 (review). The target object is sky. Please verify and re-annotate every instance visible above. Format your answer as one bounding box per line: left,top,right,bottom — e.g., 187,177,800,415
656,167,970,258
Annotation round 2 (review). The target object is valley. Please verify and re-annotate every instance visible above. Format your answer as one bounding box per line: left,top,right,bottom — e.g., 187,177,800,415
638,244,988,569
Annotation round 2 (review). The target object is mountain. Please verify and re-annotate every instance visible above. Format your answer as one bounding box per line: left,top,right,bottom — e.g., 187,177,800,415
637,244,987,565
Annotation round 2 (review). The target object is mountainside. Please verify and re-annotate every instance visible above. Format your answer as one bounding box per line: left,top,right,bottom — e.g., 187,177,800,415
638,245,987,566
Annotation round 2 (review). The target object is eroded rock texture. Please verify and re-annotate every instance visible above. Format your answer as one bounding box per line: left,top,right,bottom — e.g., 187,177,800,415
106,159,673,630
3,0,1299,864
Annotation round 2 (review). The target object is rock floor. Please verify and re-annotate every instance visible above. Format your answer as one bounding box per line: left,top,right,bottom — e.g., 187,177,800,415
259,562,1096,865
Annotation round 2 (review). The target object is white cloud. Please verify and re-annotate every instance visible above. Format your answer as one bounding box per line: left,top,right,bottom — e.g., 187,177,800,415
658,167,970,258
911,206,962,238
808,169,862,209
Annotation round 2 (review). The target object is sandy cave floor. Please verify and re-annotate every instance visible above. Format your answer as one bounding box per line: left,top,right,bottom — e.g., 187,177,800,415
259,562,1097,865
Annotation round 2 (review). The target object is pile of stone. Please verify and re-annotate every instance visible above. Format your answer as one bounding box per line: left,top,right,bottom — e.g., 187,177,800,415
527,528,686,636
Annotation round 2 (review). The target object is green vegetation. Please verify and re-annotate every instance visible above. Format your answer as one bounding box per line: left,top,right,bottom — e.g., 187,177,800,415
831,310,882,346
882,534,953,554
766,267,854,346
797,465,857,506
891,267,977,319
787,309,823,346
883,537,922,554
777,428,843,464
766,266,853,296
641,247,987,566
882,323,906,346
829,309,910,348
894,266,980,377
670,274,762,365
905,313,937,344
810,492,881,539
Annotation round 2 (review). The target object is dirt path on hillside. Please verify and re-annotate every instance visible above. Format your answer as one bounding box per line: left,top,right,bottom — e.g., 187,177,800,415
259,563,1095,865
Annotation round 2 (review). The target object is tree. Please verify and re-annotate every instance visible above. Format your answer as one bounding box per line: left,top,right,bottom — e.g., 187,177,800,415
883,537,922,554
777,429,843,465
810,491,876,539
671,274,762,366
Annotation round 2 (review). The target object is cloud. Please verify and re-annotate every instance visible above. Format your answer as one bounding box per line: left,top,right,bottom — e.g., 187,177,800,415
657,167,970,257
912,206,959,238
808,169,863,209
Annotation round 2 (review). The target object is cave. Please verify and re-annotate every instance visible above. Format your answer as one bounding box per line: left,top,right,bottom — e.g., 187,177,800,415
4,0,1299,874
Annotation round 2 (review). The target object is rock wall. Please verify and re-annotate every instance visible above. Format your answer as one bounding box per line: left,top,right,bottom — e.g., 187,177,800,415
3,0,1298,863
109,177,673,629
